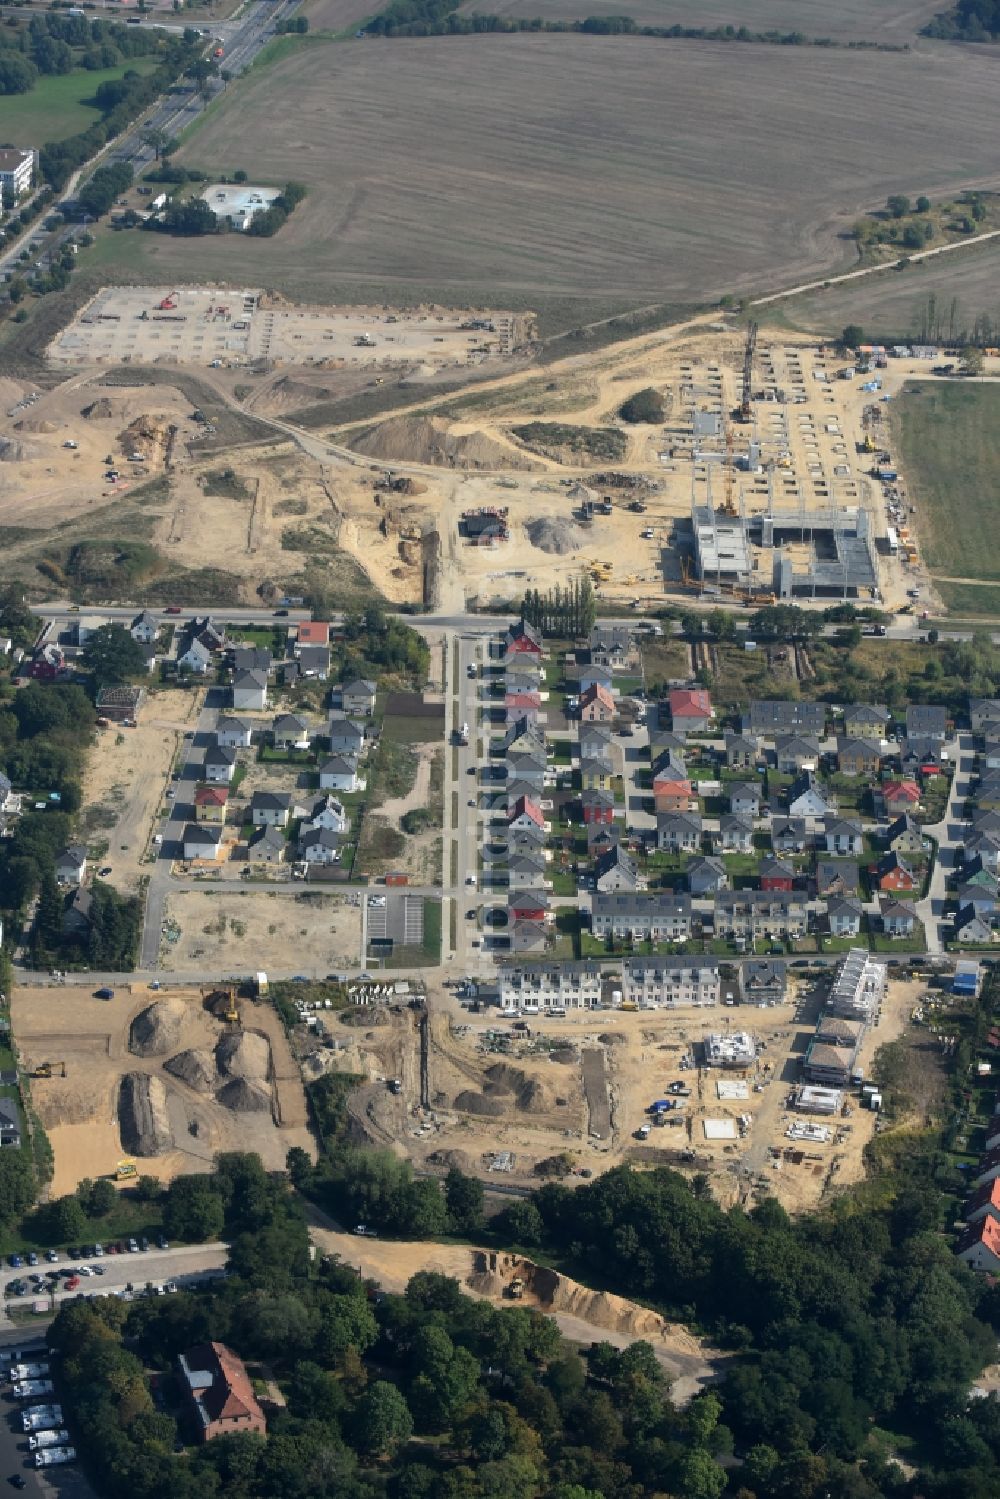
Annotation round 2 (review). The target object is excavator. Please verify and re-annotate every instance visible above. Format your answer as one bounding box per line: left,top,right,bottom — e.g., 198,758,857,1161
30,1061,65,1079
115,1159,137,1181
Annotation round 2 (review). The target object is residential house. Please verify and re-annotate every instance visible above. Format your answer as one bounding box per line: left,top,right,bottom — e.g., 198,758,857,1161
880,780,921,818
231,646,272,677
505,778,545,812
879,897,917,938
0,1097,21,1149
657,812,702,853
728,781,761,819
966,832,1000,873
649,730,687,761
508,797,545,833
498,961,603,1011
231,669,267,712
965,1177,1000,1228
586,823,620,857
771,817,809,854
247,825,285,865
579,723,616,760
250,791,291,829
508,854,548,890
973,1146,1000,1189
886,814,925,855
502,618,544,663
591,892,691,943
507,748,547,788
974,809,1000,839
298,827,341,865
297,646,330,681
341,679,377,717
957,1215,1000,1274
319,755,359,793
29,643,65,680
824,816,864,857
984,740,1000,773
272,713,311,751
95,685,143,725
964,856,999,893
61,887,92,938
775,735,821,775
509,890,551,924
725,733,759,770
621,957,720,1008
714,890,808,942
837,738,882,777
654,758,693,814
54,845,87,886
182,824,224,862
875,852,916,893
759,857,795,892
506,690,542,722
578,663,614,697
594,845,639,893
328,715,366,757
502,718,545,758
842,703,890,740
178,1342,266,1444
789,772,834,819
580,683,616,723
746,700,826,737
296,621,330,650
978,773,1000,811
687,856,728,895
581,788,615,826
194,786,228,824
216,716,253,750
716,814,754,853
739,958,786,1005
280,660,301,687
668,687,713,735
815,859,859,898
971,698,1000,735
306,795,348,836
505,667,542,695
589,623,634,670
906,704,947,742
826,897,863,939
957,880,997,917
955,904,993,945
129,610,159,645
580,755,616,792
509,919,549,953
203,740,237,785
900,738,946,778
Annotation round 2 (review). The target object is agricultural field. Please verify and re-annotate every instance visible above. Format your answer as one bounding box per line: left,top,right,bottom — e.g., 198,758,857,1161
892,382,1000,583
459,0,943,42
0,60,158,144
303,0,380,30
115,35,1000,312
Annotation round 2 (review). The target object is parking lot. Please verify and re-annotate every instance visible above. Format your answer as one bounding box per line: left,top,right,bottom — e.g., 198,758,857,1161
2,1242,227,1317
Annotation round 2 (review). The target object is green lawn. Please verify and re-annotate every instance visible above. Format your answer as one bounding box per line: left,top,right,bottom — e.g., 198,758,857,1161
934,582,1000,619
0,61,159,146
892,382,1000,583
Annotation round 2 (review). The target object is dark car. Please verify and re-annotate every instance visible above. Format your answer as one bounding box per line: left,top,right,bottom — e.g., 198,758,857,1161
94,987,115,1000
7,1255,21,1269
274,609,288,617
9,1474,26,1488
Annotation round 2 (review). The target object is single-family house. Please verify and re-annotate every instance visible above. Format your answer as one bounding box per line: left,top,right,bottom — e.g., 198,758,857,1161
842,703,890,740
654,760,693,814
580,683,616,723
578,663,614,697
129,610,159,645
55,844,87,886
231,669,267,712
178,1342,266,1444
649,730,688,761
589,622,634,671
824,816,864,857
319,754,359,793
879,897,917,938
978,774,1000,811
746,700,826,737
280,660,301,687
298,827,341,865
341,679,377,717
594,845,639,893
182,823,224,862
974,809,1000,839
966,832,1000,873
581,788,615,826
296,621,330,650
506,690,542,722
686,856,728,895
306,794,349,835
622,956,720,1008
815,859,859,898
759,857,795,892
247,825,285,865
775,735,821,775
716,814,754,853
509,919,549,954
587,822,620,856
95,685,144,725
508,853,548,890
725,733,759,770
231,646,272,677
714,890,808,942
886,814,925,855
216,716,253,750
771,817,809,854
328,715,366,757
297,645,330,680
250,790,291,829
503,618,544,663
503,717,544,758
956,1217,1000,1274
900,738,946,778
203,740,237,784
789,772,834,819
29,643,65,681
962,854,998,891
957,881,997,918
61,886,92,937
984,740,1000,773
272,713,311,751
668,687,713,735
505,666,542,696
579,724,616,760
955,904,993,945
974,1146,1000,1189
194,785,228,824
507,748,546,787
880,780,921,818
509,890,551,924
906,704,947,742
591,892,691,943
826,896,863,939
965,1177,1000,1230
508,796,545,833
580,755,616,792
738,958,786,1005
971,698,1000,735
728,781,761,819
0,1097,21,1149
875,851,916,892
658,812,702,853
837,738,882,777
507,822,546,858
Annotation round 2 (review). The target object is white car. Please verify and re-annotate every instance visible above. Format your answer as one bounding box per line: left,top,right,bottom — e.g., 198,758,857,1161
78,1265,93,1277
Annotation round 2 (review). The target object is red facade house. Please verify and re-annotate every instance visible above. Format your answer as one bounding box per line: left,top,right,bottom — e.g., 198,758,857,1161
508,890,550,922
581,788,615,825
759,858,795,893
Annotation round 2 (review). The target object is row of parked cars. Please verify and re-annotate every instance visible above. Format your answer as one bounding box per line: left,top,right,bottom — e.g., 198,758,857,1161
7,1233,169,1271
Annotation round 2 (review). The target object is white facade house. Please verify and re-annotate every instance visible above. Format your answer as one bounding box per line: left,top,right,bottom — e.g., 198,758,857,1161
497,962,603,1011
704,1031,757,1068
319,755,359,792
216,717,254,750
0,148,33,209
306,794,348,835
231,669,268,712
621,958,720,1009
177,638,212,675
203,740,237,784
182,823,223,861
129,610,159,645
827,948,885,1022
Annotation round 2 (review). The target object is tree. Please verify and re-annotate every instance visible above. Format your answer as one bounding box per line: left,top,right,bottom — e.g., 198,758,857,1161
962,345,985,376
494,1200,544,1246
886,195,910,219
47,1193,87,1242
445,1167,484,1235
0,1149,36,1227
79,1176,118,1217
841,324,864,350
163,1175,224,1241
619,387,664,424
354,1380,413,1456
915,195,931,213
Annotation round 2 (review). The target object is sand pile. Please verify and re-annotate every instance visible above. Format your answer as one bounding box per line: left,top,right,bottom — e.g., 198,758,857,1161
81,398,113,420
484,1062,555,1114
118,1073,173,1156
217,1077,271,1113
351,415,534,471
526,517,587,555
215,1030,271,1081
129,998,188,1058
164,1048,216,1092
426,1148,477,1174
119,414,172,459
14,418,56,434
454,1090,506,1117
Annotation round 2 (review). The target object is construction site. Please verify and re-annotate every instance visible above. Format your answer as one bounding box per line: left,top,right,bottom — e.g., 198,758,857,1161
10,981,313,1197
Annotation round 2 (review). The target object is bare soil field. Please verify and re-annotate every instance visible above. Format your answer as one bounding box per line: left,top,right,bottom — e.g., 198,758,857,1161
305,0,403,29
159,888,362,973
11,981,313,1196
142,36,1000,308
459,0,943,41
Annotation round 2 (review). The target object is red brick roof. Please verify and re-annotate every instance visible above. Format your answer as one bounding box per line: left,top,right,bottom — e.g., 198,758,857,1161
580,683,615,712
195,786,229,807
958,1215,1000,1259
967,1177,1000,1216
883,780,920,803
297,621,330,646
654,776,692,796
668,688,713,720
508,796,544,828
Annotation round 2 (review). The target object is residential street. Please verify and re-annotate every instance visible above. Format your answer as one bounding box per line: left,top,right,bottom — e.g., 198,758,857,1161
915,731,974,955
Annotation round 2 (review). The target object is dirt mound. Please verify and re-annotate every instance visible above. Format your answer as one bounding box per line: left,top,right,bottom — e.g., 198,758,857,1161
118,1073,173,1156
129,998,188,1058
550,1046,577,1065
525,517,587,556
426,1148,477,1173
216,1077,271,1113
164,1048,216,1092
215,1030,271,1081
351,415,535,471
0,439,39,463
484,1062,555,1114
454,1090,506,1117
119,414,173,462
13,418,56,434
598,1032,628,1047
81,398,113,420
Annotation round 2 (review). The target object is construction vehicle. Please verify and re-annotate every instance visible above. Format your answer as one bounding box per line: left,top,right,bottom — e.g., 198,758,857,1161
204,987,241,1026
115,1159,137,1180
158,292,179,311
354,333,375,348
738,321,758,422
505,1276,525,1300
30,1062,65,1080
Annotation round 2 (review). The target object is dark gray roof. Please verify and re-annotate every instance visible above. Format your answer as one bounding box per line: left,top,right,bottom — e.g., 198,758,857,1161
747,700,826,735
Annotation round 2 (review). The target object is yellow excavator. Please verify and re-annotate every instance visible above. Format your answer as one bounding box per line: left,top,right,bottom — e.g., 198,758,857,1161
30,1061,66,1079
115,1159,137,1181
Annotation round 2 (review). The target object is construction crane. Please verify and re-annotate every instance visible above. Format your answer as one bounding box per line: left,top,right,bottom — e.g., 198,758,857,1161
158,291,179,311
738,321,758,422
723,417,737,516
30,1061,65,1079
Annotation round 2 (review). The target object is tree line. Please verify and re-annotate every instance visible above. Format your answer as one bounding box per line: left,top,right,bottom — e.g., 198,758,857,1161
923,0,1000,38
519,577,597,641
0,12,166,95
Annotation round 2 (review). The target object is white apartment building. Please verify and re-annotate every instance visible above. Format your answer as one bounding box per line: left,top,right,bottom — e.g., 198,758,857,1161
0,149,33,209
621,958,720,1009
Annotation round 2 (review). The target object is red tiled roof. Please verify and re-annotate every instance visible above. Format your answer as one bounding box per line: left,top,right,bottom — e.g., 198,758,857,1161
195,786,229,806
202,1342,261,1423
581,683,615,712
509,796,544,827
883,780,920,803
654,777,692,796
297,621,330,645
958,1215,1000,1258
505,692,541,708
668,688,712,719
967,1177,1000,1215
